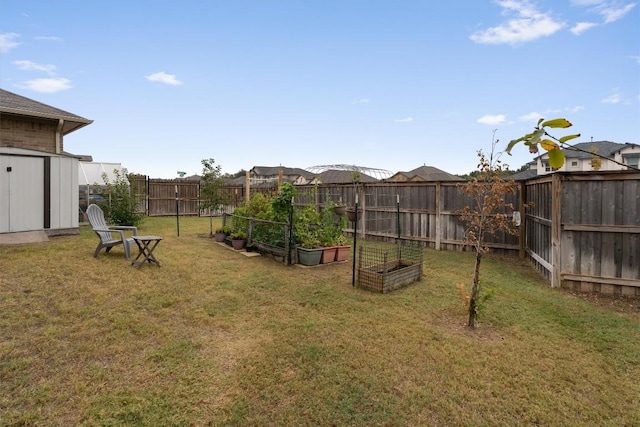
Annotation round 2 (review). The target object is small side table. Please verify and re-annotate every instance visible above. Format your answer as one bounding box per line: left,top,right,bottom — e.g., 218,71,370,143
131,235,163,268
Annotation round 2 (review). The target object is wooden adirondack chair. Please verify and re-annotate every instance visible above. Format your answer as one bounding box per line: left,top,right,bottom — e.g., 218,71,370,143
87,204,138,259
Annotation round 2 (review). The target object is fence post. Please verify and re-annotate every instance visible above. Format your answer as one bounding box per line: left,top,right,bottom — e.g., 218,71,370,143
519,181,526,258
175,184,180,237
359,183,366,238
245,171,250,204
396,194,401,240
352,195,359,287
435,182,441,251
551,174,562,287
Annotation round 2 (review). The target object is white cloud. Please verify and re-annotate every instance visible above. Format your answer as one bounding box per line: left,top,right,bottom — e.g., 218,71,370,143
632,55,640,64
13,60,56,75
571,21,599,34
145,72,183,85
477,114,506,125
569,105,585,113
19,77,72,93
0,32,20,53
353,98,369,104
394,117,414,123
571,0,605,5
571,1,636,24
519,112,542,123
601,3,636,23
470,0,565,45
602,92,621,104
34,36,63,42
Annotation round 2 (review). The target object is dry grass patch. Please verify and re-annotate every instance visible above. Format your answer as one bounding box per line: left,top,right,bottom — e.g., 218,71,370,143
1,216,639,426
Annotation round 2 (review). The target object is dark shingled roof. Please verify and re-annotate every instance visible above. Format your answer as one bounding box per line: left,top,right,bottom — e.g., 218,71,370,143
510,168,539,181
390,165,461,182
315,169,377,184
250,166,316,180
0,88,93,135
562,141,629,159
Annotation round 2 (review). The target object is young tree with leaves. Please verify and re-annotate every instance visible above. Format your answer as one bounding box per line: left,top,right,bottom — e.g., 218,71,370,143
457,139,524,328
200,158,230,236
101,168,144,227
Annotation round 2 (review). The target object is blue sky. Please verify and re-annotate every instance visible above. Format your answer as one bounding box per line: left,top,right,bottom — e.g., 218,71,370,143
1,0,638,178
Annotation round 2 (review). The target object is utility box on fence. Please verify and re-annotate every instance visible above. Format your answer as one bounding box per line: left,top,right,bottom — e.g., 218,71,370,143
356,240,424,293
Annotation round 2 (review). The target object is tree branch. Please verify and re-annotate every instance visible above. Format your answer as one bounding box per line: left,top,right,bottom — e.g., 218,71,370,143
546,132,640,172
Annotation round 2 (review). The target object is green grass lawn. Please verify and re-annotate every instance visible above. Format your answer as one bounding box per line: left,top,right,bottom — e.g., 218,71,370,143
1,216,639,426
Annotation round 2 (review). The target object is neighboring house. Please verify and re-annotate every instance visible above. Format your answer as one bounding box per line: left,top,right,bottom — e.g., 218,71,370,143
387,165,461,182
535,141,639,175
510,161,539,181
0,88,92,236
249,166,316,185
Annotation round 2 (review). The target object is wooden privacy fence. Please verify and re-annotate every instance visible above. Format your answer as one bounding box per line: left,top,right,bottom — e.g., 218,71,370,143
524,172,639,296
294,173,639,295
293,181,520,254
130,175,277,217
130,173,639,295
129,177,246,217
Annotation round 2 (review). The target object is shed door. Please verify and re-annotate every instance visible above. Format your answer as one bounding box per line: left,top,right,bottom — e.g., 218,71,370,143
0,155,44,233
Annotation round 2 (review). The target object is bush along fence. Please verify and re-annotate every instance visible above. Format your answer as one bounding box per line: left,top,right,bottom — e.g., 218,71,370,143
131,172,639,296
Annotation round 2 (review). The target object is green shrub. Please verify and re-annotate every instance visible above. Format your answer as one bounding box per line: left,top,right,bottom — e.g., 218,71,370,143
101,168,144,227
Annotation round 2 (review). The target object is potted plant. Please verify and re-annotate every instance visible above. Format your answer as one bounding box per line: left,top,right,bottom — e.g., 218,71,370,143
230,230,248,250
334,235,351,262
333,198,346,216
318,200,348,263
296,234,323,266
294,205,323,266
345,206,362,222
318,230,338,264
214,225,232,242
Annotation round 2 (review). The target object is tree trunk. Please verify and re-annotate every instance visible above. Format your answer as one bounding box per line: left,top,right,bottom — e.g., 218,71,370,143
468,252,482,328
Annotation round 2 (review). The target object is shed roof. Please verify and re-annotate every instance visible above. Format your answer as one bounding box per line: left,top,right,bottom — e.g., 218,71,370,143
0,88,93,135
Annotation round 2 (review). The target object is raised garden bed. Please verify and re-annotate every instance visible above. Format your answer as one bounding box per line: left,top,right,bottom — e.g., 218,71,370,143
356,240,423,293
358,260,422,293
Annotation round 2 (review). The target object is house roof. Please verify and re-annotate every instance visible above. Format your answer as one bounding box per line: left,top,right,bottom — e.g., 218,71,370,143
315,169,377,184
389,165,461,182
510,168,539,181
537,140,632,161
0,88,93,135
250,166,316,180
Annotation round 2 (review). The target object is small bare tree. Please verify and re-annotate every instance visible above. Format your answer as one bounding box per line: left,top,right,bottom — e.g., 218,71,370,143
457,137,524,328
